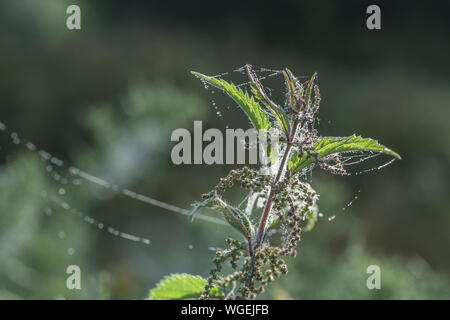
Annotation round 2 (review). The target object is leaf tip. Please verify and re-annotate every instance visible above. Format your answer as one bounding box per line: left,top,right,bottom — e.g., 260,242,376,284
389,149,402,160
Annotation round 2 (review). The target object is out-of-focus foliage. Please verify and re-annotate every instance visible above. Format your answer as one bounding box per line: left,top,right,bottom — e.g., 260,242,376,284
268,235,450,300
0,156,93,299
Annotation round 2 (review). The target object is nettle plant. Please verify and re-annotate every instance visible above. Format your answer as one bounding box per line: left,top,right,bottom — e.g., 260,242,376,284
148,65,400,300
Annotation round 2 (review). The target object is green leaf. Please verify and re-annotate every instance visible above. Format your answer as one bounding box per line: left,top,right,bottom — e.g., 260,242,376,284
304,72,317,107
285,68,303,95
268,217,281,229
191,71,271,131
289,135,401,173
147,273,222,300
243,65,291,138
305,210,317,231
190,197,253,237
282,69,297,107
268,211,316,231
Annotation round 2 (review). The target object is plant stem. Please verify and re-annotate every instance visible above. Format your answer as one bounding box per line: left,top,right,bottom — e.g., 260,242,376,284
254,120,299,249
254,146,291,248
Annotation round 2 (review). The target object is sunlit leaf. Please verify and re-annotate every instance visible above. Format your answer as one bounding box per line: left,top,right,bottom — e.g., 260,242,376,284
190,197,253,237
191,71,271,131
285,68,303,95
244,65,291,138
289,135,401,173
304,72,317,108
147,273,222,300
268,217,281,229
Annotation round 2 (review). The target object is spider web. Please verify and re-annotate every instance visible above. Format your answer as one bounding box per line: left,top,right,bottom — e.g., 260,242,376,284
199,67,397,223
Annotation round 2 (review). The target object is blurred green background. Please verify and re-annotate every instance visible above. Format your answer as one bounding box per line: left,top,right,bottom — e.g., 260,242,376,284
0,0,449,299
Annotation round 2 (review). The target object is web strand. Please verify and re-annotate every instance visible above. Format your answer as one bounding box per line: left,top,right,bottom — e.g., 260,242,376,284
0,120,226,227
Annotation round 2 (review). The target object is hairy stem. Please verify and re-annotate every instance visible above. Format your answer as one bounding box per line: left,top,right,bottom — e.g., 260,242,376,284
255,120,299,249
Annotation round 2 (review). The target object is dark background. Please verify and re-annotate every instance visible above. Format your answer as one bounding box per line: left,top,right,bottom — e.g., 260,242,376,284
0,0,448,299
